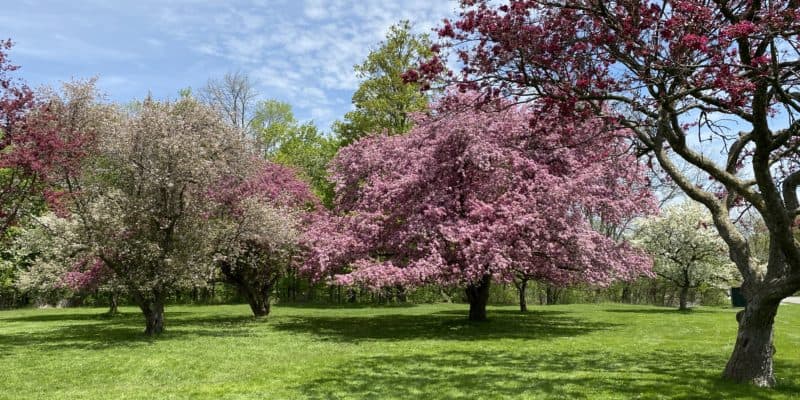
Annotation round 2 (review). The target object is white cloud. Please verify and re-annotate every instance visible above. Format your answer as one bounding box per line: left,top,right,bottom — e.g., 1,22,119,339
5,0,459,130
148,0,458,128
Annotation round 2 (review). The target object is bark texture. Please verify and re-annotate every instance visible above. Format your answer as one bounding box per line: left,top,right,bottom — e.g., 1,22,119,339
139,297,165,336
723,298,781,386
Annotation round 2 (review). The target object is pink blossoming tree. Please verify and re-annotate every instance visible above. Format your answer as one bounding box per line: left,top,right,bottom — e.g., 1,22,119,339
0,41,93,235
209,161,319,317
307,93,654,321
413,0,800,386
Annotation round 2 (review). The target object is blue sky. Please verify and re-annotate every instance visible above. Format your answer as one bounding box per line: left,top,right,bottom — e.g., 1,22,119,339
4,0,459,130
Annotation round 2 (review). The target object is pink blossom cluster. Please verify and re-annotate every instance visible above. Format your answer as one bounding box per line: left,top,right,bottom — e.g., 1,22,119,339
209,159,320,216
0,41,93,231
60,257,109,291
411,0,800,113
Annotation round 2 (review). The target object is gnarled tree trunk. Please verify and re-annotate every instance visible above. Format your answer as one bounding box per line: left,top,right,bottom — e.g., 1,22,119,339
139,296,165,336
465,275,491,321
219,260,276,318
243,285,272,317
720,232,800,387
723,293,781,387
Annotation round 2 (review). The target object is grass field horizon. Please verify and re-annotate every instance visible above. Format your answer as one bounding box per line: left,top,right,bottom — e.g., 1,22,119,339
1,302,798,399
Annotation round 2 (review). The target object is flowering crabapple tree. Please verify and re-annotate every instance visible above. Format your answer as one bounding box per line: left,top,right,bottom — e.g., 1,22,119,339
0,41,93,236
635,201,741,310
12,213,123,311
209,161,319,317
12,213,84,303
310,93,654,321
63,97,246,335
413,0,800,386
11,80,124,312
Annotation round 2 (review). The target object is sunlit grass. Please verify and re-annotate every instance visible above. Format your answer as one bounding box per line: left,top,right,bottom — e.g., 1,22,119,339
0,303,798,399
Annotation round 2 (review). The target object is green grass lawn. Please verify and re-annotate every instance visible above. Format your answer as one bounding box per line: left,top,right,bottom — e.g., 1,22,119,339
0,303,798,399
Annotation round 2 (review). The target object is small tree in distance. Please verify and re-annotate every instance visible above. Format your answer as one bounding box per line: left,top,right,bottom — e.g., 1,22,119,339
200,70,259,138
635,201,741,311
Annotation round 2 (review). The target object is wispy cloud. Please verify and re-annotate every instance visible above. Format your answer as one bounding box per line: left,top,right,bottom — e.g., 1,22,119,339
6,0,459,129
147,0,458,127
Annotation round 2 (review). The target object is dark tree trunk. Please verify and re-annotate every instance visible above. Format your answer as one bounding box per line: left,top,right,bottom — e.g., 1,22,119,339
247,293,271,317
218,260,276,318
545,285,561,305
107,291,119,316
395,285,407,303
236,281,273,317
678,286,690,311
723,299,780,387
515,279,528,312
465,276,491,321
621,284,632,304
139,297,165,336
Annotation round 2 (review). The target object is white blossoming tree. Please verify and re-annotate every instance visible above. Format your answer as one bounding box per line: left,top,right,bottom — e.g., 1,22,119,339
635,202,741,310
64,97,247,335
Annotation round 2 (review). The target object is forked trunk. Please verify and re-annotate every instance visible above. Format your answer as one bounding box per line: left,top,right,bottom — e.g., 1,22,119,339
246,289,272,317
140,298,165,336
219,260,276,318
723,299,780,387
465,276,491,321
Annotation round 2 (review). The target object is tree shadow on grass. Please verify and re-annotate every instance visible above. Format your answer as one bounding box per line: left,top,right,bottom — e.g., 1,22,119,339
603,307,719,315
0,310,193,323
0,311,260,354
277,302,420,310
272,309,617,343
300,349,800,399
